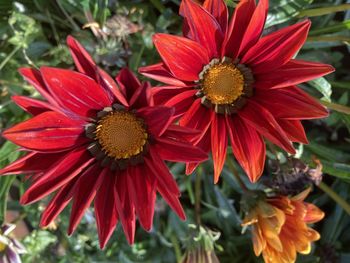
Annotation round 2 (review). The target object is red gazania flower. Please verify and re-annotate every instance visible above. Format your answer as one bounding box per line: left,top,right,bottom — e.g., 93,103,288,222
139,0,334,183
0,36,207,248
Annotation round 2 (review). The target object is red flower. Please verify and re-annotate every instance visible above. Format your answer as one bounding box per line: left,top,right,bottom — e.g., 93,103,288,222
0,36,207,248
139,0,334,183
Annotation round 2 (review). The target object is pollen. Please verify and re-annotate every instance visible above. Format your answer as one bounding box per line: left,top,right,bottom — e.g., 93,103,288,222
95,111,148,159
202,63,244,105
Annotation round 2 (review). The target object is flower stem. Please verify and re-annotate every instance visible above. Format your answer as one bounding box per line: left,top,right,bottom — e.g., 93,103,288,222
195,166,202,225
320,100,350,115
226,157,248,192
318,181,350,216
170,233,182,263
0,46,20,71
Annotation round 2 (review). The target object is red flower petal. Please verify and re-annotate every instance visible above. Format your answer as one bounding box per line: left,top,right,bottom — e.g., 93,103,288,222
254,86,329,120
180,99,212,136
237,0,268,56
3,111,86,152
186,128,211,175
242,20,311,73
145,148,180,196
67,36,127,104
68,165,106,235
95,170,118,249
40,177,78,227
40,67,111,118
20,148,93,205
115,68,142,102
180,0,223,58
156,183,186,220
155,137,208,163
152,86,192,105
0,152,63,175
226,116,266,183
211,115,228,184
239,100,296,154
277,119,308,144
139,63,192,87
18,68,58,106
115,172,136,245
153,33,209,81
203,0,228,33
66,35,96,78
96,67,128,106
145,152,185,220
12,95,57,115
162,124,201,142
129,82,152,109
127,165,156,231
165,89,197,120
223,0,256,58
255,59,335,89
137,106,174,137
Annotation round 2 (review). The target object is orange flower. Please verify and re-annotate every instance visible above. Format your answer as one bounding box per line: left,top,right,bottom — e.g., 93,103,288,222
242,189,324,263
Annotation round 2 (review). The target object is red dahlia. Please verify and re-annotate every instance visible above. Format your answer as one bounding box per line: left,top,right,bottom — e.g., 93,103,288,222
139,0,334,183
0,36,207,248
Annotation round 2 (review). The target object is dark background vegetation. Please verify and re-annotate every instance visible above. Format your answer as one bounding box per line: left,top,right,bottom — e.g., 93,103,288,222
0,0,350,262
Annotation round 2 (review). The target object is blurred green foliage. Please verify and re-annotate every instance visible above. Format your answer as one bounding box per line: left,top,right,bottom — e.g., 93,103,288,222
0,0,350,262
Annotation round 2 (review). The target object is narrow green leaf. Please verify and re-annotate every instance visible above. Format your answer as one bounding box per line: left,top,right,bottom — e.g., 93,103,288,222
0,176,16,224
322,160,350,182
298,4,350,18
309,20,350,36
330,81,350,90
307,35,350,43
321,100,350,115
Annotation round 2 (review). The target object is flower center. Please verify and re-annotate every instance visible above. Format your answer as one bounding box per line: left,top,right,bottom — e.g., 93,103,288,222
95,111,148,159
202,63,244,105
196,58,254,115
0,240,6,252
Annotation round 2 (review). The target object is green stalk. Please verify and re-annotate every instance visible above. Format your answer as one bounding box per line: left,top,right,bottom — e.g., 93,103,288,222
307,36,350,42
0,46,21,72
195,166,203,225
318,182,350,216
298,4,350,17
226,157,248,192
320,100,350,115
170,233,182,263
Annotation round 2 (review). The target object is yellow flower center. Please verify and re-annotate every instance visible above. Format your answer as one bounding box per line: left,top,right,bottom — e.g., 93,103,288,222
0,241,6,252
95,111,148,159
202,63,244,105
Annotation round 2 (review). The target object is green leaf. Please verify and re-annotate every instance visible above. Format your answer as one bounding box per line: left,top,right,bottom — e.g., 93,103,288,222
306,143,350,163
308,77,332,101
321,100,350,115
266,0,313,27
309,20,350,36
0,176,16,224
322,161,350,182
298,3,350,18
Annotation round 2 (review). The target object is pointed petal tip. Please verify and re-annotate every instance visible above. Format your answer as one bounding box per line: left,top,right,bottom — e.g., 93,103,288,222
180,213,186,221
213,175,220,184
66,35,75,44
18,67,31,76
99,239,110,250
19,195,30,206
